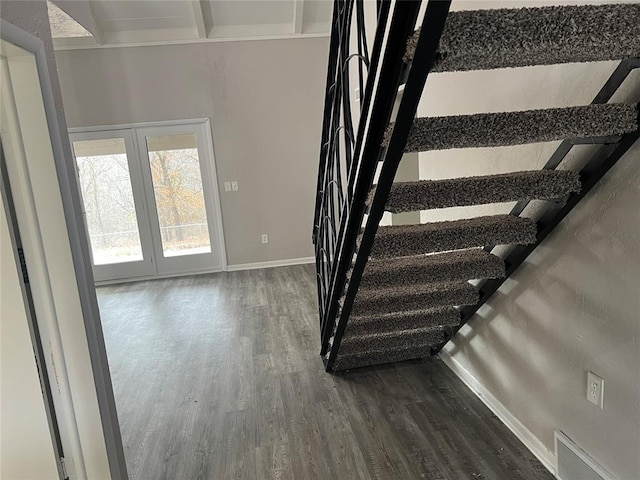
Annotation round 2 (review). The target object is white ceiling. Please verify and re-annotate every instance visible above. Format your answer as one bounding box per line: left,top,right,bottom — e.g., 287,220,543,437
48,0,332,49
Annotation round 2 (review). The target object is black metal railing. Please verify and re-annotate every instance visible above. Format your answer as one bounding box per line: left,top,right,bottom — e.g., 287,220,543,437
313,0,387,352
315,1,639,372
313,0,452,371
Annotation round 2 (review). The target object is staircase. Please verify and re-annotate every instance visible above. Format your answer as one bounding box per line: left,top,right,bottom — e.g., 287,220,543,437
313,1,640,372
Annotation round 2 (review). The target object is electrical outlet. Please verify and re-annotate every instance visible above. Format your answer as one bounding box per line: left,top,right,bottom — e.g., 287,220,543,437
587,371,604,409
224,181,231,192
231,181,238,191
261,234,269,244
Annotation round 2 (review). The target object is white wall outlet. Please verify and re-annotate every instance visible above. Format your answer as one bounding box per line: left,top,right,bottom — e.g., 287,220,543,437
587,371,604,409
261,234,269,244
224,181,231,192
231,181,238,191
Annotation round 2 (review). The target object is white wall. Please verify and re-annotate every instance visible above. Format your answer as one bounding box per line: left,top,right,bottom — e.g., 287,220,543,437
54,37,329,267
0,175,59,480
417,2,640,478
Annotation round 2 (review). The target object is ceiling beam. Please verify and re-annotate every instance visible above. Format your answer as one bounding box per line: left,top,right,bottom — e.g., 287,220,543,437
88,1,104,44
293,0,304,34
190,0,208,39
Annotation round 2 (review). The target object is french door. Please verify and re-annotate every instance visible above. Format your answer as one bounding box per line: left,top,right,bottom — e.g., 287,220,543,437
70,121,225,282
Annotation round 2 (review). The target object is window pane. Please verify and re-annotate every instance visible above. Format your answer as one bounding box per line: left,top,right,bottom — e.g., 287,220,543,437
145,133,211,257
72,138,144,265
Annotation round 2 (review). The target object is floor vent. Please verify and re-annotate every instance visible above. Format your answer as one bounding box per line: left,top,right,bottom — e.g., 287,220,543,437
555,431,613,480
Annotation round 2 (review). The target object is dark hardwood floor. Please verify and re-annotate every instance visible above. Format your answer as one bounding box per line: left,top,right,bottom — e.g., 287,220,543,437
97,264,552,480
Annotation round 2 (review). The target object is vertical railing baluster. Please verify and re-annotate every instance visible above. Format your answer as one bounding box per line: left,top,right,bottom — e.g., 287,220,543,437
316,0,421,360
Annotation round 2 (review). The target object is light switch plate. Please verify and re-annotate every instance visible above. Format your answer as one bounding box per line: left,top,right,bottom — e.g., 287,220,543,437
231,181,238,191
224,181,231,192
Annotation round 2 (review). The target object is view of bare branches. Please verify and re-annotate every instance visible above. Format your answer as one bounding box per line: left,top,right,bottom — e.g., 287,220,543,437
76,145,210,264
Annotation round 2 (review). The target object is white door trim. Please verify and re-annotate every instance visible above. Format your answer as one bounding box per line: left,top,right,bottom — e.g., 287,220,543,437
135,121,226,274
69,119,228,278
68,118,212,133
1,19,128,479
201,118,228,272
69,129,157,282
1,56,81,480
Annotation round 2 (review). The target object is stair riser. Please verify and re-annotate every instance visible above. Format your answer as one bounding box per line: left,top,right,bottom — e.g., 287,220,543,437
346,318,458,336
352,285,478,316
346,308,460,336
371,216,537,258
399,103,638,152
405,4,640,72
384,170,581,213
334,346,432,371
361,256,505,289
340,329,448,355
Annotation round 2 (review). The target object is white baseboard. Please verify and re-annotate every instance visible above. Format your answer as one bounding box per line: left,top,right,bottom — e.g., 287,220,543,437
94,266,224,286
438,350,557,477
95,257,315,285
226,256,315,272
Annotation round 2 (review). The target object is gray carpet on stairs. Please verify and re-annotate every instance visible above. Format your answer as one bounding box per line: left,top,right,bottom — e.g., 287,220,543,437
339,326,448,356
361,249,505,289
351,281,478,316
404,4,640,71
388,103,638,152
382,170,580,213
345,308,461,336
370,215,537,258
334,344,433,371
332,2,640,371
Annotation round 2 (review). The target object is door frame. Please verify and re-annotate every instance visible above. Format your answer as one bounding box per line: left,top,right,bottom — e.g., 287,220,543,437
1,18,128,479
69,118,228,282
69,128,156,282
1,140,66,479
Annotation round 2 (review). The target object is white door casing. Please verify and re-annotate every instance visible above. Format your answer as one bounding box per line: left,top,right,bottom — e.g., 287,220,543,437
1,20,125,479
69,119,227,283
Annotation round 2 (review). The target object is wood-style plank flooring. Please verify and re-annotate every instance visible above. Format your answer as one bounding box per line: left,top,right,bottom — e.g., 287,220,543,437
97,264,552,480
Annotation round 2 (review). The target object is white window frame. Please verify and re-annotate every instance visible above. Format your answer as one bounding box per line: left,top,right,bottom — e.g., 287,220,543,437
69,128,155,282
69,119,228,283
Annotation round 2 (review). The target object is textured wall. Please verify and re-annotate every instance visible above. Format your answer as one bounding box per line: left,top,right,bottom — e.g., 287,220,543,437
54,38,328,266
417,2,640,478
443,143,640,479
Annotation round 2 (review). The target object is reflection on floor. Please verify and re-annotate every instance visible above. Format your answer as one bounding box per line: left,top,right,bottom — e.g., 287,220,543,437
97,264,552,480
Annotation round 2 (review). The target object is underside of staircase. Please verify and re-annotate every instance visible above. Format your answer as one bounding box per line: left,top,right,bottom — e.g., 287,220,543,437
313,1,640,372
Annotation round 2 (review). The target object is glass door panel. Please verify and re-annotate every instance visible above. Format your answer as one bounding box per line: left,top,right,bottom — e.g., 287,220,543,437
70,130,155,282
145,133,212,258
71,122,224,282
137,123,222,275
73,138,143,264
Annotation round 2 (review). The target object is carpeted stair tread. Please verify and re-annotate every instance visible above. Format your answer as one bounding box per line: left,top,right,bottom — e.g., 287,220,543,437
383,170,580,213
370,214,537,258
404,4,640,71
339,326,449,356
351,281,477,316
345,308,461,336
392,103,639,152
361,249,505,290
333,344,433,371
